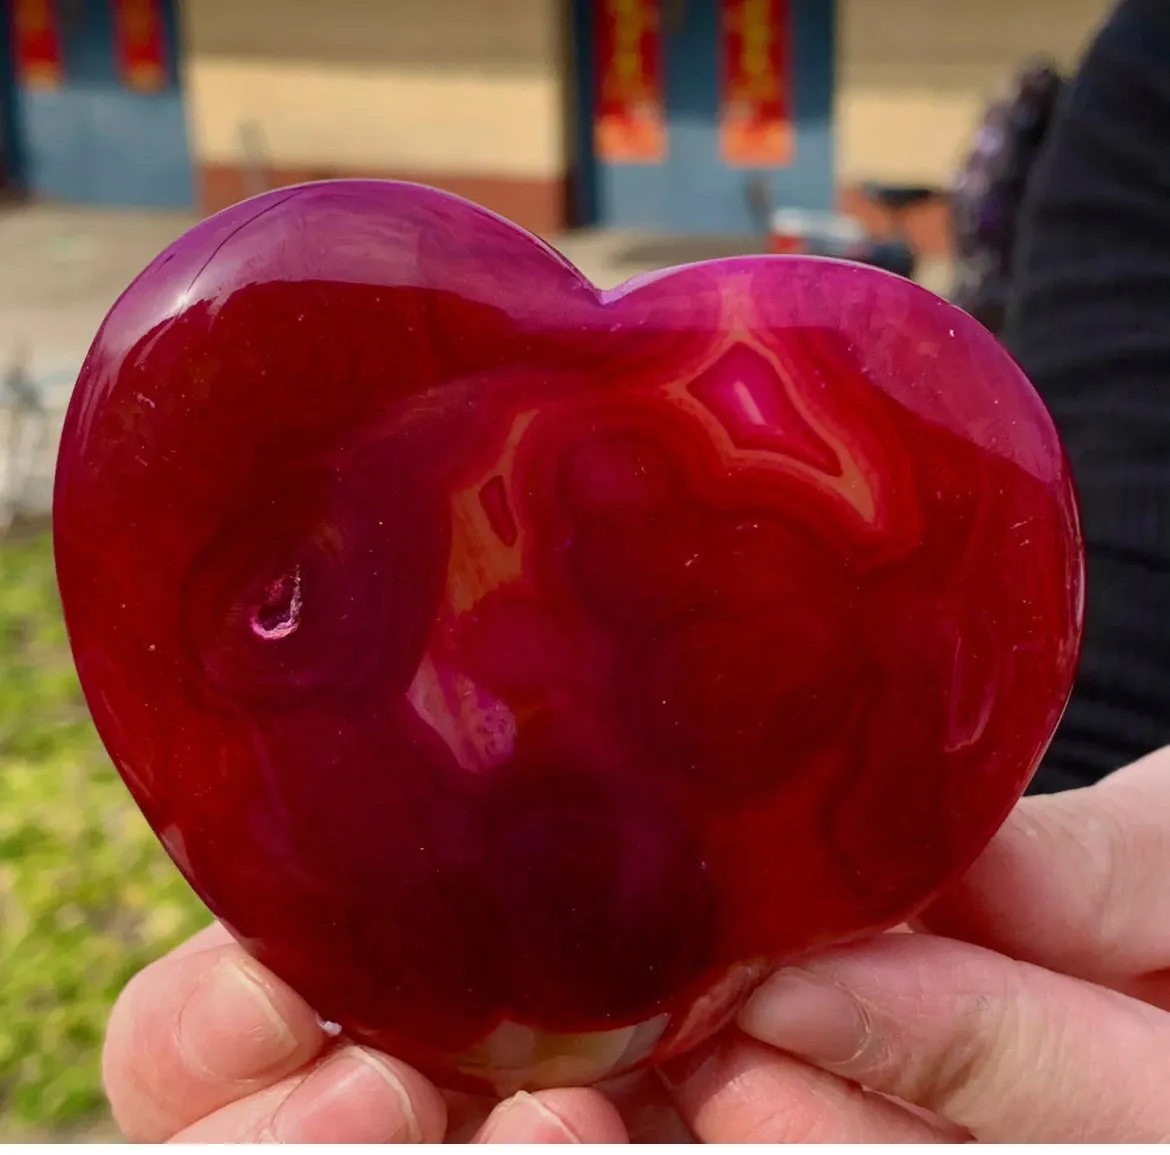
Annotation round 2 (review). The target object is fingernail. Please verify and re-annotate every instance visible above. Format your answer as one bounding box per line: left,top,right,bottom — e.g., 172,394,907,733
737,968,870,1065
271,1047,422,1143
475,1091,580,1144
179,958,297,1081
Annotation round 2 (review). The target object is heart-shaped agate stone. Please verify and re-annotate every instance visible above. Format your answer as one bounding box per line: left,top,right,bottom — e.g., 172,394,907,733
54,180,1083,1095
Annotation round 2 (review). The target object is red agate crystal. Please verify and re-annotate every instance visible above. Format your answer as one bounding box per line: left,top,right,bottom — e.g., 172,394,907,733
53,181,1083,1094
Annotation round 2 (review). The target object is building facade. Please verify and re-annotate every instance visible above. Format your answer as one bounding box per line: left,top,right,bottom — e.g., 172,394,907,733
0,0,1116,252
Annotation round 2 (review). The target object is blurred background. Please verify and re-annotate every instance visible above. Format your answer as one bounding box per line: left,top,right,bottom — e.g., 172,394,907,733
0,0,1116,1139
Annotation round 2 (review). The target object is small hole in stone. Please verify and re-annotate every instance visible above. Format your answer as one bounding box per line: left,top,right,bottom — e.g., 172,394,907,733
251,567,303,640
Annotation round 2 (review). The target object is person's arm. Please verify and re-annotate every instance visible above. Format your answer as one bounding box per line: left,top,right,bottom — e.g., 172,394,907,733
1003,0,1170,792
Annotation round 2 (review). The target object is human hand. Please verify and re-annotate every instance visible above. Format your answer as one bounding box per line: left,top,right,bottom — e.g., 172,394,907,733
101,921,628,1142
109,746,1170,1144
659,745,1170,1142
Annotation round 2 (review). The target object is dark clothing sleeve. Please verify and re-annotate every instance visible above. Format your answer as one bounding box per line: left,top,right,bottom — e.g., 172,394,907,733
1003,0,1170,793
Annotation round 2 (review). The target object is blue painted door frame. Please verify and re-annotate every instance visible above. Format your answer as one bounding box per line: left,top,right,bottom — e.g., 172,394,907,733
9,0,194,208
573,0,835,233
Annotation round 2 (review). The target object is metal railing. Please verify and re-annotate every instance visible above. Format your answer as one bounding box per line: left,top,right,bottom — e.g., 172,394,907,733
0,351,73,535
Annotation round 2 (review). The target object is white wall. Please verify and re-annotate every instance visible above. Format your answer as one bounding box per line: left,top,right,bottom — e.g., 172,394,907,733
837,0,1116,184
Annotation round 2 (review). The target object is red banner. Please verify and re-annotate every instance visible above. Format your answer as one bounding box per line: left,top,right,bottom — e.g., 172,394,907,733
594,0,666,164
720,0,793,167
12,0,62,90
113,0,168,92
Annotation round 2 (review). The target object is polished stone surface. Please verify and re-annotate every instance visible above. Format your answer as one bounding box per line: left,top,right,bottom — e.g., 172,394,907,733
54,181,1084,1093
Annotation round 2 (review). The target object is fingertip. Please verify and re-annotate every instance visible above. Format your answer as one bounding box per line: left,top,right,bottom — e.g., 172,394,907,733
735,966,874,1067
371,1051,450,1144
534,1088,630,1143
268,1047,448,1144
475,1087,629,1144
103,935,327,1141
176,954,323,1082
170,1046,449,1144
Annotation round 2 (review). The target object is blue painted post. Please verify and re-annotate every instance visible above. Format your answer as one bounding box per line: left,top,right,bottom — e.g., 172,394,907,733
574,0,836,236
569,0,598,227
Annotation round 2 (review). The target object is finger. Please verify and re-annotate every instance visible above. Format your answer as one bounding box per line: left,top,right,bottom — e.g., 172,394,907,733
171,1045,447,1143
103,928,327,1141
659,1031,953,1143
920,744,1170,998
473,1088,629,1143
599,1069,696,1143
738,932,1170,1142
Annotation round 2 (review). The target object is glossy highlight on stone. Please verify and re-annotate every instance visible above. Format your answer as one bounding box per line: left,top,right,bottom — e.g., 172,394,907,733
53,180,1084,1094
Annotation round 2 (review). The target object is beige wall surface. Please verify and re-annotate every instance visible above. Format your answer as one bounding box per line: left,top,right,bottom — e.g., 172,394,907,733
836,0,1117,185
181,0,567,179
181,0,1120,190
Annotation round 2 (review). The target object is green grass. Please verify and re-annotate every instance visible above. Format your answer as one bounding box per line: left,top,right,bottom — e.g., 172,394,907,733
0,530,209,1133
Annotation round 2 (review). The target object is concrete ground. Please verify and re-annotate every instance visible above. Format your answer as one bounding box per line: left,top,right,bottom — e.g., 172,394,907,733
0,203,953,522
0,205,196,389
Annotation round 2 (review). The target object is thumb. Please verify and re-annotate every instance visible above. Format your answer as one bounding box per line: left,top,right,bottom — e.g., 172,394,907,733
919,745,1170,999
737,932,1170,1143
